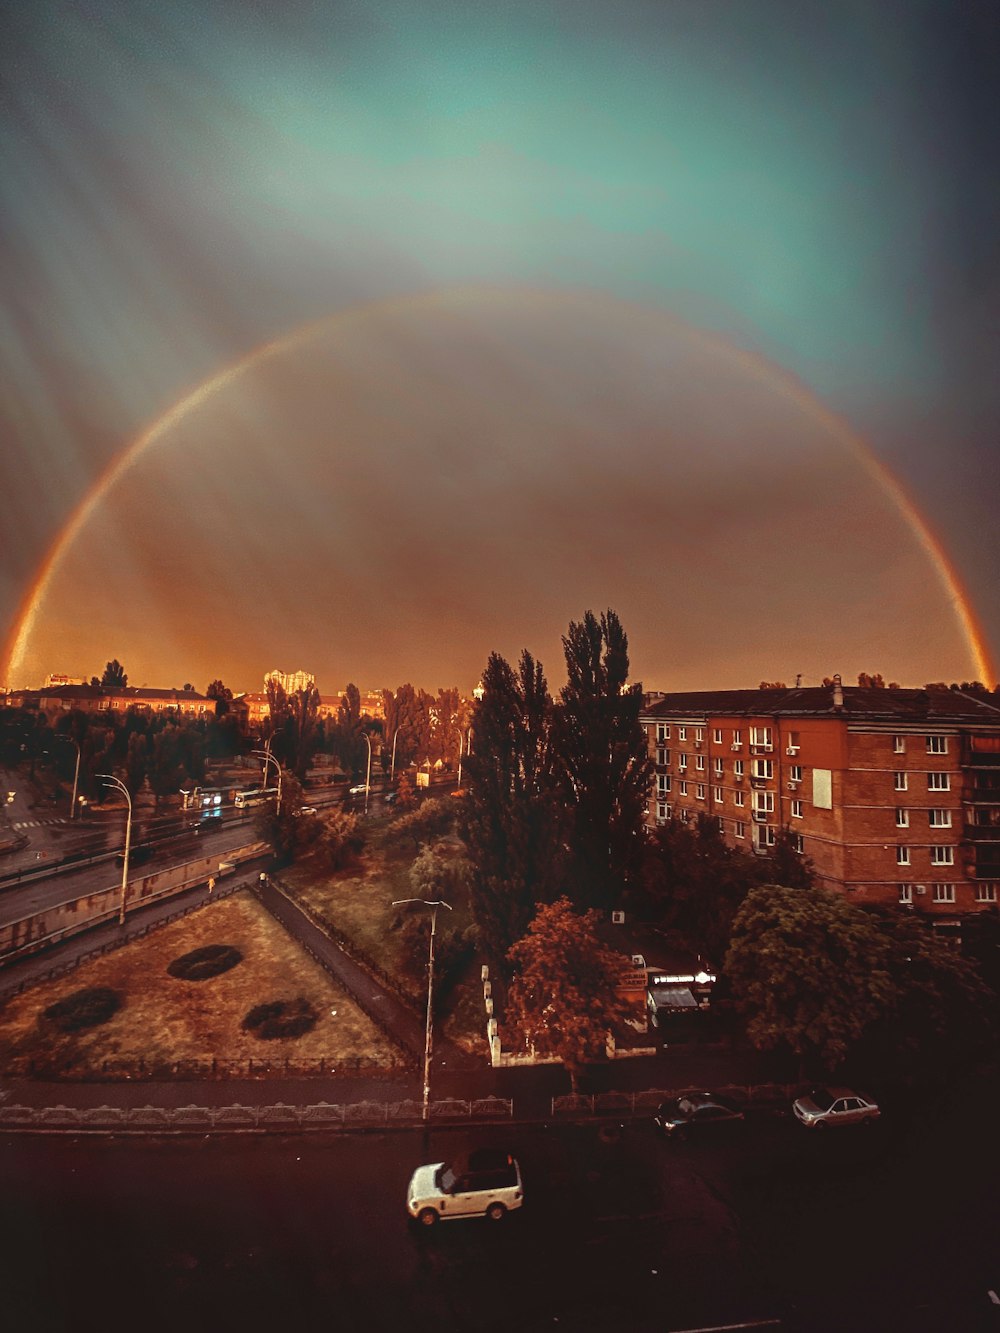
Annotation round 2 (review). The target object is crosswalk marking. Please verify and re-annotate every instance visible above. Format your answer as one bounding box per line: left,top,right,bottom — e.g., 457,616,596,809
11,817,69,830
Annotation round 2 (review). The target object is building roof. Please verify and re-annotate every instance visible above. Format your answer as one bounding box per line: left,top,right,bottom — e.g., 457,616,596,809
642,686,1000,725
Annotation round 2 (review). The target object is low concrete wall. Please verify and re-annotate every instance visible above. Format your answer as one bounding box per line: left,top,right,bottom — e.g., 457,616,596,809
0,843,266,963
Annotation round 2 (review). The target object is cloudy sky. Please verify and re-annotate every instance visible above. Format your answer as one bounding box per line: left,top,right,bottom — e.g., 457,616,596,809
2,0,997,695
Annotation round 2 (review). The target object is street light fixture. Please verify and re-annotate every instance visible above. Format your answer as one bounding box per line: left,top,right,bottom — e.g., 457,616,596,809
389,726,400,783
391,897,452,1121
363,732,372,814
97,773,132,926
252,747,283,812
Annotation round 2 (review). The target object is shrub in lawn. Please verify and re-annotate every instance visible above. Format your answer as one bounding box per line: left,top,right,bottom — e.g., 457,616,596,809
167,944,243,981
43,986,122,1033
241,997,318,1040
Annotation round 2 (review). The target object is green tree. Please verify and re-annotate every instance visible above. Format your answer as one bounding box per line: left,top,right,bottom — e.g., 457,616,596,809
505,897,631,1091
408,842,473,903
124,732,147,799
552,609,651,911
206,679,233,716
315,808,366,872
381,684,423,775
289,681,321,778
101,659,128,688
725,884,897,1074
392,796,456,849
462,649,562,965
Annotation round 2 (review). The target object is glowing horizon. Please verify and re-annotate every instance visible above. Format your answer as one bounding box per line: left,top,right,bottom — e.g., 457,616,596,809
3,286,994,693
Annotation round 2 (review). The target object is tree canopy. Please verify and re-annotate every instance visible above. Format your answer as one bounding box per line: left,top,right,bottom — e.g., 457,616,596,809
505,896,632,1090
101,659,128,687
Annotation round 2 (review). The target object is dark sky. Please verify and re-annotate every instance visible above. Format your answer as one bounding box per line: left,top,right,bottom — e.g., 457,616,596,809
2,1,998,695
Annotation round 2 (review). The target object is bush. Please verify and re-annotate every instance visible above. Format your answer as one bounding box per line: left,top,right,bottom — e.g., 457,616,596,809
167,944,243,981
43,986,122,1033
241,997,318,1040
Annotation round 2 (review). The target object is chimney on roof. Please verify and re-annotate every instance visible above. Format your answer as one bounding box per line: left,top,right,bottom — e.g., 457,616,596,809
795,673,802,688
832,674,844,710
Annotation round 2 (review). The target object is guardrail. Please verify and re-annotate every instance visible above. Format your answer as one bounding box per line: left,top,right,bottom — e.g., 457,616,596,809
551,1083,798,1117
0,1095,514,1134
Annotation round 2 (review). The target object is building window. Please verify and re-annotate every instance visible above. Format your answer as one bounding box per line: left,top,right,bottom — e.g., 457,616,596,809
791,833,804,854
731,730,743,749
679,780,688,797
655,747,667,766
679,808,689,823
734,759,745,778
895,808,909,828
696,754,705,771
716,815,725,832
928,809,952,828
657,724,670,742
927,773,950,792
733,790,745,807
750,726,773,750
930,846,954,866
893,735,906,754
896,846,910,866
713,728,723,744
678,726,687,741
678,753,688,772
791,799,803,819
656,803,667,822
751,759,774,780
932,883,956,904
753,792,775,814
663,804,672,820
656,775,670,795
713,786,724,804
734,821,746,839
696,783,706,800
755,825,777,848
789,764,803,783
926,735,948,754
695,728,704,743
894,772,908,791
976,883,998,903
898,883,913,905
713,759,725,777
785,730,800,755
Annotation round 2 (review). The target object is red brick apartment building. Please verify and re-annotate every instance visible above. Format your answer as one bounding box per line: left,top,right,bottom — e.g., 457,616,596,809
640,683,1000,918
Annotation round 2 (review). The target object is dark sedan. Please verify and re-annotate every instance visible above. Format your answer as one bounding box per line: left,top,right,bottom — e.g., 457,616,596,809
654,1092,745,1137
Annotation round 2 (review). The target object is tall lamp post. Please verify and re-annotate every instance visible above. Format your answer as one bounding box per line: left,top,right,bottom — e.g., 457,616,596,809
363,731,372,814
56,734,82,818
389,726,400,783
97,773,132,926
252,747,283,812
392,897,452,1121
456,727,472,789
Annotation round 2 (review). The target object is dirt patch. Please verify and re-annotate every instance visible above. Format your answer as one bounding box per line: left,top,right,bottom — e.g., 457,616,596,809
0,891,401,1075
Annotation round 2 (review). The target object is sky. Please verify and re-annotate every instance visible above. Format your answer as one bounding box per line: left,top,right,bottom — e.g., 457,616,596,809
1,0,998,697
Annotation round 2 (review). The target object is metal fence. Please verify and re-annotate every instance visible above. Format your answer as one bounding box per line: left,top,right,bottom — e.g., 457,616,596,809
551,1083,799,1117
0,1095,514,1134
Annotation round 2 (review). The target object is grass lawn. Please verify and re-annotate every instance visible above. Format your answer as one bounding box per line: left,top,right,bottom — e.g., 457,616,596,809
0,890,402,1077
285,814,487,1054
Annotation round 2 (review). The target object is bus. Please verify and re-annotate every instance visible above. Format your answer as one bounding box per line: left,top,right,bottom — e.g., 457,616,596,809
181,786,233,813
234,787,278,809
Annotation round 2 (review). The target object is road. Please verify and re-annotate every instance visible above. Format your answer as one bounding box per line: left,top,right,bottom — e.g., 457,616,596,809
1,1085,997,1333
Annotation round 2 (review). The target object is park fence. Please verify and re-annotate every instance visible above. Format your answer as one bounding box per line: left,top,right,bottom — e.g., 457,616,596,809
551,1083,799,1117
0,1095,515,1134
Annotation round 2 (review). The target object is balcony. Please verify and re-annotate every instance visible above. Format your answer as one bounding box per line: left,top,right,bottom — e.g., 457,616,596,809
749,776,767,789
962,740,1000,767
750,743,773,755
752,810,770,823
963,823,1000,843
964,783,1000,804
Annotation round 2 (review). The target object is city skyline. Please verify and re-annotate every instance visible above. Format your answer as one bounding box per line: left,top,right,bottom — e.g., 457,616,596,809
3,4,998,695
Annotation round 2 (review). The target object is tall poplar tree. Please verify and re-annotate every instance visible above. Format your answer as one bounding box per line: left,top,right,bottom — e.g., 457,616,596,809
463,649,562,964
552,609,651,912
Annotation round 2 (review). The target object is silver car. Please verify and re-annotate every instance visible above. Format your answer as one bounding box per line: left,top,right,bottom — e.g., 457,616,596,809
793,1086,880,1129
407,1149,523,1226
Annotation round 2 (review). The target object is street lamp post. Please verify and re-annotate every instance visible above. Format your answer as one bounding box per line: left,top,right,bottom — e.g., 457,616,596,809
252,747,283,812
389,727,400,783
97,773,132,926
55,734,82,818
363,732,372,814
456,727,472,789
392,897,452,1121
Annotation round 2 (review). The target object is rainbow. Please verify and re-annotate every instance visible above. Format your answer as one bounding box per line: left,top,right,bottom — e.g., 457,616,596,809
3,285,994,687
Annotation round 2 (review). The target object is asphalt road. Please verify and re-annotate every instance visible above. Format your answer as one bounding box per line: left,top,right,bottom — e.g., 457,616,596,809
2,1087,997,1333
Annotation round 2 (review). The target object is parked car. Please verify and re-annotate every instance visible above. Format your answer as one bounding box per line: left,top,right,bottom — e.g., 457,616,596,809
407,1149,523,1226
654,1091,745,1137
792,1087,880,1129
296,806,317,816
348,784,368,796
384,791,398,805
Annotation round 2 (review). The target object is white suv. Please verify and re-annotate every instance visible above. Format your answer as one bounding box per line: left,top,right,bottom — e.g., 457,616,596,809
407,1149,523,1226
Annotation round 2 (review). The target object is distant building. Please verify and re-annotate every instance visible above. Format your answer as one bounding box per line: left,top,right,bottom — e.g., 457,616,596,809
641,682,1000,920
264,669,316,695
3,684,213,717
43,673,86,688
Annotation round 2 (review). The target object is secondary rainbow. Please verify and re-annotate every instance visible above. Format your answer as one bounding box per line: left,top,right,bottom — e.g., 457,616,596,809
3,286,994,687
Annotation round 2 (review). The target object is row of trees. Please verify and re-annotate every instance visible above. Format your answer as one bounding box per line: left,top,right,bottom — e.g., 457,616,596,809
462,609,650,963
